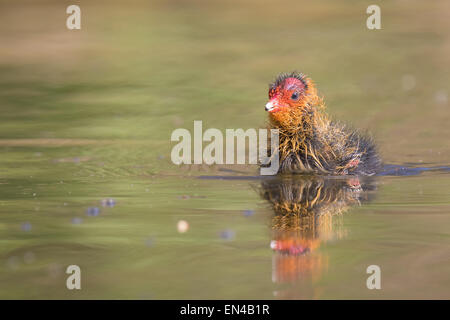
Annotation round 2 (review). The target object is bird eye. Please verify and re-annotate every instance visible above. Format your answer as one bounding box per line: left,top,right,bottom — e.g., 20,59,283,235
291,92,299,100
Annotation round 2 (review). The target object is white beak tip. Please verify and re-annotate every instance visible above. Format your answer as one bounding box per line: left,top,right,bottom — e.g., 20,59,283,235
265,102,274,111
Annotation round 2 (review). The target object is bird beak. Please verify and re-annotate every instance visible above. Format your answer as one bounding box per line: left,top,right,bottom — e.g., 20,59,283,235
265,101,275,112
265,99,281,113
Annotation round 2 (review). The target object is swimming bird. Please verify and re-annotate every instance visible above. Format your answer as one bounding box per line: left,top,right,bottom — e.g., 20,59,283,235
265,72,382,175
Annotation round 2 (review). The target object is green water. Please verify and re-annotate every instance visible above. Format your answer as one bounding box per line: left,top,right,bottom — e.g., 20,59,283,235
0,0,449,299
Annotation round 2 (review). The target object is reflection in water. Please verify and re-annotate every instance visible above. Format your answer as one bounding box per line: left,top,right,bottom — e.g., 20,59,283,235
260,176,377,290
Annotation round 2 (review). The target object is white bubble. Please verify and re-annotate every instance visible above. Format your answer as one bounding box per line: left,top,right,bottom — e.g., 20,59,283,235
177,220,189,233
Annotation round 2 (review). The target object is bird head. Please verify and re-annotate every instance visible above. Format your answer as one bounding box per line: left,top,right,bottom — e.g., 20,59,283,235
265,72,315,122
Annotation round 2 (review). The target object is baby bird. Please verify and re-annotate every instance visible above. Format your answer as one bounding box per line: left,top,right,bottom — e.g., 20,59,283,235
265,72,381,175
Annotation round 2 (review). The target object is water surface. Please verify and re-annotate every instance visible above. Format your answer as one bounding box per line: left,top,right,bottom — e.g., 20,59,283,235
0,0,449,299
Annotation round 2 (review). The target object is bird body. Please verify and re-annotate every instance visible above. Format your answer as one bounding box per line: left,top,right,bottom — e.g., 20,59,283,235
265,72,381,176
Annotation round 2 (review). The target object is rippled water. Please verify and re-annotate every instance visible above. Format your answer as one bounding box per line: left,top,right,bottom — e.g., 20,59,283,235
0,0,449,299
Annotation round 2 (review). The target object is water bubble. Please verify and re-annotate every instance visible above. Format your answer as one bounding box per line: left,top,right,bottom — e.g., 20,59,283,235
21,222,32,232
101,198,116,207
219,229,235,241
242,209,254,217
86,207,100,216
177,220,189,233
71,217,83,224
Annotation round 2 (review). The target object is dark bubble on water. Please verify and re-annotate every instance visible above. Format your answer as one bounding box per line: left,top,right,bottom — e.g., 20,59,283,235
101,198,116,207
242,209,254,217
71,217,83,224
219,229,236,241
86,207,100,216
21,222,32,232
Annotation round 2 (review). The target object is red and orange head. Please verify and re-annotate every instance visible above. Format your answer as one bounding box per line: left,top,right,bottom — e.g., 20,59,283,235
265,72,316,123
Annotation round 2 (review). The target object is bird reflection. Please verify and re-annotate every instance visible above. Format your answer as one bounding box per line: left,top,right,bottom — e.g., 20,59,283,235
259,175,376,290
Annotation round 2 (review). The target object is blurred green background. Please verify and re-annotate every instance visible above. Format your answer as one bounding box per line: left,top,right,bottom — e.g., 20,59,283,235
0,0,449,299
